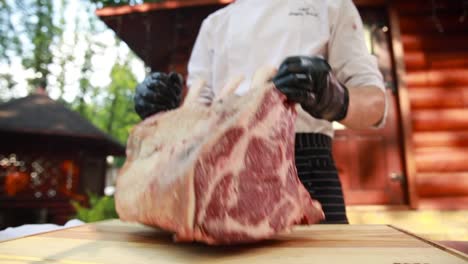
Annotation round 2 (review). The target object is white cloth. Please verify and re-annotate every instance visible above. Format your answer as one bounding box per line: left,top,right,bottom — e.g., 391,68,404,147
187,0,386,137
0,219,84,241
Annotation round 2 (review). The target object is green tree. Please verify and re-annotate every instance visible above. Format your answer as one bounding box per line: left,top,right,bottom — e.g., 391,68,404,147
0,0,22,101
106,60,141,144
52,0,69,100
22,0,60,89
0,1,21,64
92,52,140,145
73,9,99,119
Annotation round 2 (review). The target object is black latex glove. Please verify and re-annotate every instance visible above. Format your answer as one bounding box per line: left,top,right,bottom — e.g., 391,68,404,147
134,72,183,119
272,56,349,122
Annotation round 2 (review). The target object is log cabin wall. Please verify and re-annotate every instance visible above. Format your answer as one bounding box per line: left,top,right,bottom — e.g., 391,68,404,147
96,0,468,209
394,0,468,209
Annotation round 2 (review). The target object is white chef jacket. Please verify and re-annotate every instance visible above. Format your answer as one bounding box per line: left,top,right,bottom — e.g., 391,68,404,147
187,0,387,137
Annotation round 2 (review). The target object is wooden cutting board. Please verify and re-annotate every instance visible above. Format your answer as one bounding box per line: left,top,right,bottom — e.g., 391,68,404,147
0,219,466,264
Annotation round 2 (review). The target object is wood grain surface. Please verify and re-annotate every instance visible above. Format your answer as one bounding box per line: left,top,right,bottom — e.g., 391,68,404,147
0,220,466,264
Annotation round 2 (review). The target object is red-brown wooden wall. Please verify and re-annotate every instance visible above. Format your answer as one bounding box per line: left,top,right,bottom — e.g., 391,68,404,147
96,0,468,209
395,0,468,209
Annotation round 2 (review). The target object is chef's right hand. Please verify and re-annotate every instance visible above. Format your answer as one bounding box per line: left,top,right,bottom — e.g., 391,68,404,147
134,72,184,119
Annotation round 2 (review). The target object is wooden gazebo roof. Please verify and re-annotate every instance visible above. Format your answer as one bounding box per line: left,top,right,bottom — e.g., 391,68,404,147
0,93,125,156
96,0,232,73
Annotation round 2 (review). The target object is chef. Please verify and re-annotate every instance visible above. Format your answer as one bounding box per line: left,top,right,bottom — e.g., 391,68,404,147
134,0,387,224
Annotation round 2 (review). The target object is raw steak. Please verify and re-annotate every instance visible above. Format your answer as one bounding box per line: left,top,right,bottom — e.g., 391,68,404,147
115,67,324,245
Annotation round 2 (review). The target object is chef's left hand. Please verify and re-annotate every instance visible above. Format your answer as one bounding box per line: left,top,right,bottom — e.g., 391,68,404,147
272,56,349,122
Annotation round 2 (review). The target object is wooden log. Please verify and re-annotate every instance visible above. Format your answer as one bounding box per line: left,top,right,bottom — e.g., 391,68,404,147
408,86,468,109
394,0,467,15
415,148,468,172
399,15,468,34
412,109,468,131
417,172,468,197
413,131,468,148
430,58,468,70
404,52,468,71
405,69,468,87
402,34,468,52
404,52,426,70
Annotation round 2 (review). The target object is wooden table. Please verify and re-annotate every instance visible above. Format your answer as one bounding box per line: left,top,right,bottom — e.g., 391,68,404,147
0,219,466,264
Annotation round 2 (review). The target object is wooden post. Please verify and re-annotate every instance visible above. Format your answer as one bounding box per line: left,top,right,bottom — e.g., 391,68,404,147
388,6,419,209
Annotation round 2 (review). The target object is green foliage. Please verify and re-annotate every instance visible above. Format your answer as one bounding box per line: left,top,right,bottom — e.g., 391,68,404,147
102,59,141,144
71,54,141,145
71,192,118,223
0,1,22,94
53,0,68,99
69,3,141,147
73,3,100,120
0,1,21,64
0,0,63,92
22,0,60,89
